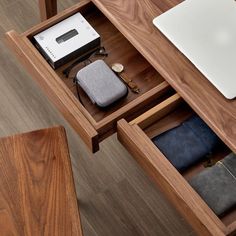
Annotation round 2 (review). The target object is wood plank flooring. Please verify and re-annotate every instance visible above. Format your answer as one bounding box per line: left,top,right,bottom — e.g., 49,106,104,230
0,1,195,235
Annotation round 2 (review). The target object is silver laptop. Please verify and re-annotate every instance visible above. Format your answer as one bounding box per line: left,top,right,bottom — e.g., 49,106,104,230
153,0,236,99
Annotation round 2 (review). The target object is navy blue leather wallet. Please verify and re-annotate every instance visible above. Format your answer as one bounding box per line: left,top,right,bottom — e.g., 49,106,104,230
152,115,221,171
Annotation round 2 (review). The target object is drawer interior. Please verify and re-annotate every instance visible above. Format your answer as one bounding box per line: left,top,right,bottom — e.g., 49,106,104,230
25,2,172,141
127,93,236,232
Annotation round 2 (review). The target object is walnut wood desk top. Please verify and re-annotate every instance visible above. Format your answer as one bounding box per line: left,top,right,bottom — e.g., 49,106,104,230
92,0,236,153
0,127,83,236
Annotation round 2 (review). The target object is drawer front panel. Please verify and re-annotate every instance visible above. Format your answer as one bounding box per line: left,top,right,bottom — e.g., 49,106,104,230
6,30,99,152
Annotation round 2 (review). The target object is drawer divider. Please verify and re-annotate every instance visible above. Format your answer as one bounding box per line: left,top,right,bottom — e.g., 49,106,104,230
130,93,182,129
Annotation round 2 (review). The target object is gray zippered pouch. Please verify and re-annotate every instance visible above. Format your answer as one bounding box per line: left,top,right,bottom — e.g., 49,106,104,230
76,60,128,108
189,153,236,215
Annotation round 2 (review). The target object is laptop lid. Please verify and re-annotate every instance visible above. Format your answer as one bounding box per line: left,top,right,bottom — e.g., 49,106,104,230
153,0,236,99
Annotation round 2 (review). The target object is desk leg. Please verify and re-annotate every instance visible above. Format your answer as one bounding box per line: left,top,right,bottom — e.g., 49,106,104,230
39,0,57,21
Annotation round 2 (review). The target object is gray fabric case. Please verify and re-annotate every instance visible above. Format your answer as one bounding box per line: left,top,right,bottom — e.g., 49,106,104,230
189,153,236,216
76,60,128,108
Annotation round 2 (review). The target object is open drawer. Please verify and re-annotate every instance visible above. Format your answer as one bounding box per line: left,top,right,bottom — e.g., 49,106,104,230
117,93,236,236
5,0,173,153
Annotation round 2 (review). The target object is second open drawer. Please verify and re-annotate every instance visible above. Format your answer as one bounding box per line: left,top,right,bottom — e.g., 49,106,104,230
117,93,236,236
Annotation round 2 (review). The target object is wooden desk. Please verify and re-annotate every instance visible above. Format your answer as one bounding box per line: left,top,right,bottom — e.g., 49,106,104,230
6,0,236,235
0,127,83,236
93,0,236,153
38,0,236,153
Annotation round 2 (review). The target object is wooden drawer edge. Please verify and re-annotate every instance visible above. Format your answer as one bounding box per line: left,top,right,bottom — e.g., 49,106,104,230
5,30,99,153
92,0,236,156
130,93,182,129
227,221,236,236
117,119,227,236
55,126,84,235
95,81,171,136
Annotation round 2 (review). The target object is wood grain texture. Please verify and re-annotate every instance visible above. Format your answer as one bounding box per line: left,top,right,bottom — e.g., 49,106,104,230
56,6,169,129
130,93,182,129
5,1,174,151
92,0,236,155
0,0,196,235
117,119,228,236
5,29,99,153
38,0,57,21
3,0,234,234
0,126,83,236
144,103,193,139
0,28,195,235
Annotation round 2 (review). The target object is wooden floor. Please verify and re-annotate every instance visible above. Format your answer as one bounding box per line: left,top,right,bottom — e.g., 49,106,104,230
0,1,195,235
